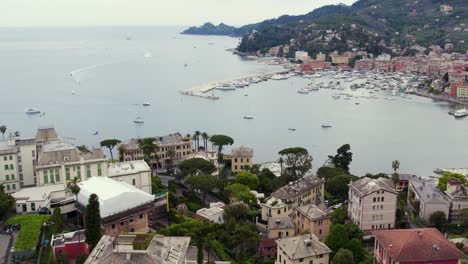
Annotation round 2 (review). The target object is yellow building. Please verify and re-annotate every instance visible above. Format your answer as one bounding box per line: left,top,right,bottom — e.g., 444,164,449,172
230,146,253,173
331,55,350,64
261,176,325,222
276,234,331,264
267,217,295,239
456,85,468,99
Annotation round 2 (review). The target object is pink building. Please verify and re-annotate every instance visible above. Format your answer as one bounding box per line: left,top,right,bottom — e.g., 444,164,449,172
372,228,466,264
348,177,397,231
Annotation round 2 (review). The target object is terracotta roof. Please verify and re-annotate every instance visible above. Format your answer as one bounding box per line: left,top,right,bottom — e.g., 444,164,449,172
349,177,396,197
276,234,331,260
259,238,277,249
372,228,466,262
268,217,294,230
295,204,329,220
271,175,324,200
230,146,253,157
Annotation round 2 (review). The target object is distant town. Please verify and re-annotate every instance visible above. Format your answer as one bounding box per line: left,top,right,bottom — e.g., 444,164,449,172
0,126,466,263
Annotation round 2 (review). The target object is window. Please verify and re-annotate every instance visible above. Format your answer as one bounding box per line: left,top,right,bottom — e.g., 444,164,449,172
65,167,70,181
120,222,124,226
9,164,14,170
11,174,14,180
32,150,35,157
12,184,15,190
139,214,143,219
97,163,102,176
6,185,10,191
4,165,8,170
5,175,9,181
132,178,136,186
129,218,133,223
319,229,322,234
234,158,237,162
111,224,116,229
3,156,6,161
373,197,376,202
77,166,81,177
9,155,12,160
380,205,383,210
44,171,49,184
299,258,303,262
55,169,60,182
86,164,91,178
381,197,384,202
247,158,249,163
240,158,243,162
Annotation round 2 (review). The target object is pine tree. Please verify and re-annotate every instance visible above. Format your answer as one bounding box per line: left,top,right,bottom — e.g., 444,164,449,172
52,207,64,234
85,193,102,250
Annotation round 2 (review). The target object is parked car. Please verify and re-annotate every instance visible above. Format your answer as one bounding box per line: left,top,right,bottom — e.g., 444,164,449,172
39,207,51,215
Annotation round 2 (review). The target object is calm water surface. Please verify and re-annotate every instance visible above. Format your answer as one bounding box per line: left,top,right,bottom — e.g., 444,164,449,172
1,26,467,176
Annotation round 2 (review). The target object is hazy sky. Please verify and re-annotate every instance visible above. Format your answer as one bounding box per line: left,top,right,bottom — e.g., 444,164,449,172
2,0,357,27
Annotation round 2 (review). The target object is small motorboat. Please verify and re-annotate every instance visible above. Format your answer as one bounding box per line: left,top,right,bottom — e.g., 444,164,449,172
322,123,332,128
355,102,360,105
25,108,41,114
288,128,296,131
142,103,150,107
71,90,76,95
133,117,144,124
243,115,254,120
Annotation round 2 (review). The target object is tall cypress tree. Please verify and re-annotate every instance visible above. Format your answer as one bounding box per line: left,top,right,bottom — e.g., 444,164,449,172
85,193,102,250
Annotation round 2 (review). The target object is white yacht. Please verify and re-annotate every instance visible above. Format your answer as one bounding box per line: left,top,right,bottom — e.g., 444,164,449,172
454,109,468,118
142,102,150,106
271,74,288,80
298,89,309,94
25,108,41,114
133,117,144,123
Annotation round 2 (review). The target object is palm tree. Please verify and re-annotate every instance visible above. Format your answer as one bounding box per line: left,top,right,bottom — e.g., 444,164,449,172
0,125,6,140
117,145,127,162
391,160,400,185
166,149,176,174
194,131,201,151
192,134,198,151
201,132,209,151
67,177,81,228
279,157,284,176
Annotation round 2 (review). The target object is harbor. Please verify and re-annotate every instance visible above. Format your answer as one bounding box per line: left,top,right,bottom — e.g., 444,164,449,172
180,71,288,100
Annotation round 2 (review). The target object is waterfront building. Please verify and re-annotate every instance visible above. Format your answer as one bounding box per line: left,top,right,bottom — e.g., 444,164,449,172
372,228,465,264
76,177,155,235
408,178,450,223
51,230,89,260
15,137,37,187
295,51,309,62
275,234,331,264
85,234,191,264
107,160,152,194
293,204,330,241
316,52,326,61
348,177,397,231
229,146,253,174
301,61,326,71
443,179,468,223
330,54,349,65
36,140,108,186
455,83,468,99
0,140,21,193
261,176,324,222
119,133,192,172
267,217,295,239
11,184,74,214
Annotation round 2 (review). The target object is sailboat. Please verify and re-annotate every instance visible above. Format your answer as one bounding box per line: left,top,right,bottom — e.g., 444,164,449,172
133,111,144,123
243,102,254,119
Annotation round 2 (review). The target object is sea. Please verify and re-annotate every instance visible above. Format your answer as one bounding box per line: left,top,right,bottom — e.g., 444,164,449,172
1,26,467,176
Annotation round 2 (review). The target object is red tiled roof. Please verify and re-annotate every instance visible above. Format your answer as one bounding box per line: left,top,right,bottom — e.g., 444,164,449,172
372,228,466,262
259,238,277,248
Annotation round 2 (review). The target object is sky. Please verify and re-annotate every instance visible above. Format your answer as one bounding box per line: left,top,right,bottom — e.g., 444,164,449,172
2,0,357,27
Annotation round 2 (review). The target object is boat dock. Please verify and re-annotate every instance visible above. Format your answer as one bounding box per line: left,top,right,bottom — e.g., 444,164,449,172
180,72,284,100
